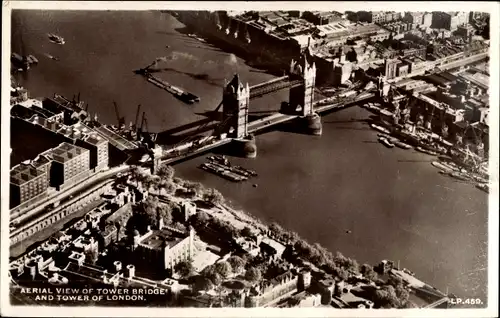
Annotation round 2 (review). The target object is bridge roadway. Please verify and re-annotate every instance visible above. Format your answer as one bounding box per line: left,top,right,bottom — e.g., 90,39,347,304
160,89,375,165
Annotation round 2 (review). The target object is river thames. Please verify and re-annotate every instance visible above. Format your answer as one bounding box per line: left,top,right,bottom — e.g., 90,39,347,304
12,10,488,302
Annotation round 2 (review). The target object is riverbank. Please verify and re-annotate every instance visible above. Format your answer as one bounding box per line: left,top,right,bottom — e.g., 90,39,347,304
361,102,490,191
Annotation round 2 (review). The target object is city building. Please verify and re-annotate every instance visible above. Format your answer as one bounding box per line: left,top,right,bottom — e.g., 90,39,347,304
11,104,64,123
422,12,433,27
10,117,66,168
57,122,110,172
404,12,424,25
384,58,400,79
401,55,429,74
397,63,409,77
456,24,476,40
315,20,390,45
10,159,50,208
302,11,343,25
133,225,195,271
432,12,469,31
364,11,402,24
382,21,415,37
244,270,299,307
44,142,91,190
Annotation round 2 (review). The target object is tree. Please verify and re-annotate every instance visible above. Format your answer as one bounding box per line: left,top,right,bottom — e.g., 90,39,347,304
214,261,232,280
245,267,262,283
191,210,210,228
160,179,176,195
227,256,246,274
294,239,313,260
360,264,378,281
156,163,175,181
175,260,194,278
202,265,223,286
333,266,349,281
282,231,300,244
202,188,225,206
193,276,214,292
84,246,99,265
241,226,254,237
129,165,144,186
374,285,399,308
135,196,172,228
184,181,205,197
269,222,284,237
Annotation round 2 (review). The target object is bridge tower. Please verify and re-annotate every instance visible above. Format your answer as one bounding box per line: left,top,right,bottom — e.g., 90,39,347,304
288,58,322,136
223,74,250,139
222,74,257,158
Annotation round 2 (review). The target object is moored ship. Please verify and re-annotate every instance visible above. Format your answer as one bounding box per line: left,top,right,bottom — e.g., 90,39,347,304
144,72,200,104
378,136,394,148
47,33,65,45
199,162,247,182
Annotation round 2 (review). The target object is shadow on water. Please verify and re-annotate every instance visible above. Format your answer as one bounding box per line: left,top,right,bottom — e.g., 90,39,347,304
329,126,372,131
398,159,433,163
152,67,224,88
323,118,369,124
274,119,317,136
155,30,185,37
173,25,288,78
184,44,223,53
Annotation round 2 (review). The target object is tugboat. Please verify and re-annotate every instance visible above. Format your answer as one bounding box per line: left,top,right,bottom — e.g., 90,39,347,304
378,136,394,148
416,146,438,156
45,53,60,61
449,171,472,182
370,123,391,134
48,33,65,45
207,155,229,166
393,140,412,150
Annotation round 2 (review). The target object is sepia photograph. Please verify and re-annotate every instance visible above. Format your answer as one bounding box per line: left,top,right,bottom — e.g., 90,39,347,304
1,1,498,317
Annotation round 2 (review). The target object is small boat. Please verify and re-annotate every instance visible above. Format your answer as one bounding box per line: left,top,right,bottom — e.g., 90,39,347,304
48,33,65,45
432,161,453,172
449,171,472,182
416,146,438,156
207,155,229,166
393,140,412,150
378,136,394,148
27,54,38,64
476,183,489,193
45,53,60,61
377,132,390,138
165,45,170,48
371,123,390,134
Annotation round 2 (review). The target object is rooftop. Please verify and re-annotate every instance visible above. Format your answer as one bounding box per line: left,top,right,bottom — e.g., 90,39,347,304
459,71,489,90
10,162,45,185
29,115,65,133
32,105,59,119
47,142,89,164
139,228,188,250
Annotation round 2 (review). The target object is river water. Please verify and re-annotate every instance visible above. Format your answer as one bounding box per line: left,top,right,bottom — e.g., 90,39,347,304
12,10,488,303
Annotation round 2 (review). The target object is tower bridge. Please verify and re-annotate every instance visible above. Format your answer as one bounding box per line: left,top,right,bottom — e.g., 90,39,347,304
153,57,376,168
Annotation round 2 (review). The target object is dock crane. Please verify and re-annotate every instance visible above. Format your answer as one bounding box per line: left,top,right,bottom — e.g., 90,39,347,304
113,101,125,130
133,104,142,132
